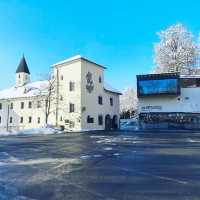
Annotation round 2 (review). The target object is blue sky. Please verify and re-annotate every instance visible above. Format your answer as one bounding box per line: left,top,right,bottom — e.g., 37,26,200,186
1,0,200,90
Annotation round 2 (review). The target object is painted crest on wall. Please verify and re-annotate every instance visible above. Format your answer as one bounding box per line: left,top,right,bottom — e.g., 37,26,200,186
86,72,94,93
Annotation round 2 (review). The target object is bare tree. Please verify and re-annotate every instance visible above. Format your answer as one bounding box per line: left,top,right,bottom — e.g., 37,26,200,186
36,72,57,125
45,75,56,124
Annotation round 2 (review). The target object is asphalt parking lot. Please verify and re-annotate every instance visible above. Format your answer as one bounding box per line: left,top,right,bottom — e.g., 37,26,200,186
0,130,200,200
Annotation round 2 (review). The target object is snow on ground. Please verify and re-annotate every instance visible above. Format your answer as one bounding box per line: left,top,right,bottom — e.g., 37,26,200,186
0,125,62,137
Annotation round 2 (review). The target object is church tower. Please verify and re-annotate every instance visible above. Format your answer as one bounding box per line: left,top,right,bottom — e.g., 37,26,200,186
16,55,30,87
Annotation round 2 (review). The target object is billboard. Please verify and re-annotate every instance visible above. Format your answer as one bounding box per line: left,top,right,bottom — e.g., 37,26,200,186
137,73,180,97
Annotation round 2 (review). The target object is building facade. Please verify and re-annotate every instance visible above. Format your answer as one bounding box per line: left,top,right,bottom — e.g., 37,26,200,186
0,55,121,132
137,73,200,129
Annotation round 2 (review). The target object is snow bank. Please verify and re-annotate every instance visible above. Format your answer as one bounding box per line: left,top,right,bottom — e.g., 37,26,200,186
0,125,62,137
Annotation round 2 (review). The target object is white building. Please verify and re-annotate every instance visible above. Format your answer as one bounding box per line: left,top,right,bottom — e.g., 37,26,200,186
0,55,121,132
137,73,200,129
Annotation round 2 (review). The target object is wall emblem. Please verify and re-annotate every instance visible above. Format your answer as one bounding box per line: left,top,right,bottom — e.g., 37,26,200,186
86,72,94,93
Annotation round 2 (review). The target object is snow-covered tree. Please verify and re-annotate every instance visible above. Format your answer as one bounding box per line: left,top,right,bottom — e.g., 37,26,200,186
154,23,198,74
120,87,138,118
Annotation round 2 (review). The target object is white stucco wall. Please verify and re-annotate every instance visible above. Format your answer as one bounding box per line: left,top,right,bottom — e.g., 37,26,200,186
138,88,200,113
54,60,82,131
81,60,120,130
0,96,52,131
0,56,120,132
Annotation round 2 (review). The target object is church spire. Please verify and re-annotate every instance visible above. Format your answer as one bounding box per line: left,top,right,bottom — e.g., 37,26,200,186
16,55,31,87
16,55,30,74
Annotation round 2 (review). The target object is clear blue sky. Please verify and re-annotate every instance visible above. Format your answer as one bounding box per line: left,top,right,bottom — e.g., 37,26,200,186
1,0,200,90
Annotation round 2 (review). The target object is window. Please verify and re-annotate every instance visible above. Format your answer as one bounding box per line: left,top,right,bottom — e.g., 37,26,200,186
110,98,113,106
98,96,103,105
69,121,75,128
10,117,13,124
69,81,75,91
99,76,102,83
37,101,41,108
60,96,63,101
10,103,13,109
138,77,179,96
0,116,1,124
61,75,64,81
21,102,24,109
37,117,40,124
69,103,75,113
28,116,32,123
98,115,103,125
0,103,2,110
45,100,48,107
20,117,23,124
28,101,32,109
87,116,94,123
60,116,63,121
181,78,200,88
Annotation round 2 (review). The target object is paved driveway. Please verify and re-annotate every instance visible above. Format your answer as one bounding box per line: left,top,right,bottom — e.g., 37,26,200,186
0,131,200,200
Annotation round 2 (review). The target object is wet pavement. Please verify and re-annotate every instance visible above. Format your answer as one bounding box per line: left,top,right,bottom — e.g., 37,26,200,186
0,130,200,200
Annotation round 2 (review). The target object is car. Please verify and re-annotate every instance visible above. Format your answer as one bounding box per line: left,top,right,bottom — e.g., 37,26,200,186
120,119,139,131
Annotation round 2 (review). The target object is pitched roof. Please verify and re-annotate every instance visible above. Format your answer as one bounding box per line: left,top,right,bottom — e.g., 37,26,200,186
0,80,49,100
52,55,107,69
104,82,122,95
16,56,30,74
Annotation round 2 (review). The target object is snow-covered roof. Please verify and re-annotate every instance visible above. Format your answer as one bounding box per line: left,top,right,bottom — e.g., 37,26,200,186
53,55,106,69
104,83,122,95
180,74,200,79
0,81,48,100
